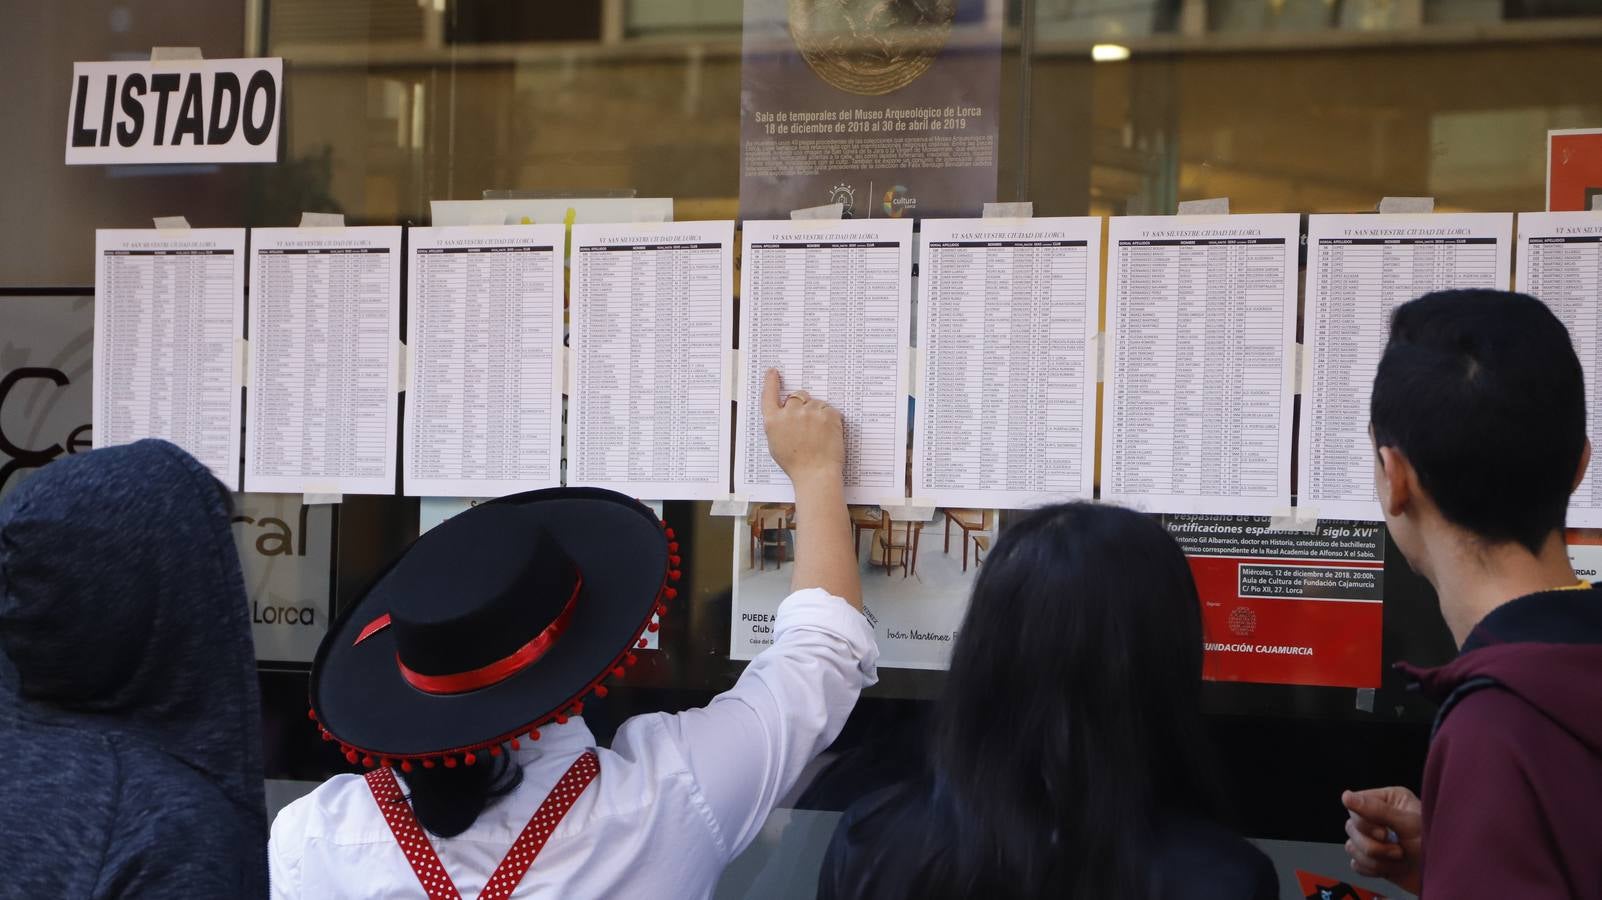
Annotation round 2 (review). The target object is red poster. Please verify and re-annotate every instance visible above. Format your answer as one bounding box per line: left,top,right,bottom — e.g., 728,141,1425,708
1295,870,1389,900
1547,128,1602,212
1161,515,1385,688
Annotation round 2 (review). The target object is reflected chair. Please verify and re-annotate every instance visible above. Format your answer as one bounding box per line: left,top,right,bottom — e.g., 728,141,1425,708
849,506,884,561
943,508,991,572
749,504,794,571
875,515,924,578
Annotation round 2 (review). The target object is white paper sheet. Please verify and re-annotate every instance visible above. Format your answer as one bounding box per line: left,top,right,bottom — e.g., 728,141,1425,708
912,217,1101,509
1299,213,1514,521
567,221,735,500
1518,211,1602,527
1101,214,1300,516
402,225,566,497
244,227,401,495
735,219,914,505
93,228,246,489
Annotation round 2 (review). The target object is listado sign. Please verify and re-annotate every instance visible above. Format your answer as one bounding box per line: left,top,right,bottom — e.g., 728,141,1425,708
66,58,283,164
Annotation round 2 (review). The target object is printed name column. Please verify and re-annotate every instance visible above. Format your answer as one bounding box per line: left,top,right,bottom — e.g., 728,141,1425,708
913,217,1101,508
403,225,566,497
93,228,246,489
1519,211,1602,526
1101,215,1300,516
1300,213,1512,521
568,222,735,500
245,227,401,495
736,219,913,504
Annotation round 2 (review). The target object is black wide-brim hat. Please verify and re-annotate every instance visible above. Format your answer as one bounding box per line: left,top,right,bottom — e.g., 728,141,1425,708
308,487,681,771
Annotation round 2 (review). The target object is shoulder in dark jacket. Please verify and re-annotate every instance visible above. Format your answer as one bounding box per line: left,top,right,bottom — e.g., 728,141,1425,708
819,784,1277,900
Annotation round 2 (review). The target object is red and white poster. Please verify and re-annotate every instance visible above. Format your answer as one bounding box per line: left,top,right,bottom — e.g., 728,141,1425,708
1295,870,1389,900
1161,515,1385,688
1548,128,1602,212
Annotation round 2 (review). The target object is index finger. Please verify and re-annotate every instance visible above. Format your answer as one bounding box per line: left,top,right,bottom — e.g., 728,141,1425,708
762,368,782,415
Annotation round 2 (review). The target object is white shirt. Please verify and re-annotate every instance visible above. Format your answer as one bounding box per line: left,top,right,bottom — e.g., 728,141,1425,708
269,588,878,899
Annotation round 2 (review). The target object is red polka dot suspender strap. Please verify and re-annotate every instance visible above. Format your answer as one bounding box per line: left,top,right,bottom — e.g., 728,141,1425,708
364,750,602,900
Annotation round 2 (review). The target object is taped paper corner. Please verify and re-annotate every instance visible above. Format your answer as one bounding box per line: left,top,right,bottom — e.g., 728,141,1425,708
1378,196,1435,214
1266,506,1320,533
1177,197,1229,215
982,201,1034,219
299,212,346,228
236,337,250,388
790,203,843,221
150,47,203,62
722,348,742,405
879,499,934,522
709,496,750,518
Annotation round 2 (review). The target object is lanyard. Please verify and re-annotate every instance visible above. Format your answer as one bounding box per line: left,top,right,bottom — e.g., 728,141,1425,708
365,750,600,900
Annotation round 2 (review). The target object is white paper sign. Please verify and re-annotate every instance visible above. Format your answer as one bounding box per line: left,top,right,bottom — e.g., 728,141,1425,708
232,493,334,667
66,58,283,164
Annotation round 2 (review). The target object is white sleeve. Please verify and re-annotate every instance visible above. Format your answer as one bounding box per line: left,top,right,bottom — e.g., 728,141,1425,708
267,800,303,899
619,588,878,860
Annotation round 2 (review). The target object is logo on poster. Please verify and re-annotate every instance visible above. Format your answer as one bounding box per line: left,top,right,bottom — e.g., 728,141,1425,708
882,184,917,217
1227,605,1257,637
827,183,857,218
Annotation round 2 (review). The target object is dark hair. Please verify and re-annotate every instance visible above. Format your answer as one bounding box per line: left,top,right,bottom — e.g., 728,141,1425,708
399,752,524,837
1372,290,1586,553
896,503,1220,898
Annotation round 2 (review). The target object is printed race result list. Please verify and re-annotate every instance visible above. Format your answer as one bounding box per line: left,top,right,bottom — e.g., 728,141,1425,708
1102,215,1300,516
736,219,913,504
913,217,1101,508
568,222,734,500
404,225,565,497
94,228,245,488
1300,213,1512,521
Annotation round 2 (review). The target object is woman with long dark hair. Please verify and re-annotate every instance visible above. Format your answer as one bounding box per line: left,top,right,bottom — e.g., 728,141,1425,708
818,502,1277,900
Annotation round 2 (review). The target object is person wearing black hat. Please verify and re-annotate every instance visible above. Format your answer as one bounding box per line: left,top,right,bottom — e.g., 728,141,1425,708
269,369,877,899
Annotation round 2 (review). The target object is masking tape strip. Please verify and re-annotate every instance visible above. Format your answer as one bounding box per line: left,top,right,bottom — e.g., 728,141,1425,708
727,348,745,405
721,348,740,405
299,211,346,228
153,216,191,229
879,500,934,522
1266,506,1320,533
899,349,917,397
790,203,844,221
237,337,250,388
561,346,572,395
1292,342,1305,396
303,489,343,506
633,204,670,223
709,496,750,518
909,347,927,399
1355,688,1376,713
1378,196,1434,214
1177,197,1229,215
1593,195,1602,212
1093,332,1106,383
395,341,409,392
150,47,203,61
982,201,1034,218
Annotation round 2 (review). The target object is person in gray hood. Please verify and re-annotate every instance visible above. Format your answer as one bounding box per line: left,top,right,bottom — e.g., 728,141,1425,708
0,439,267,898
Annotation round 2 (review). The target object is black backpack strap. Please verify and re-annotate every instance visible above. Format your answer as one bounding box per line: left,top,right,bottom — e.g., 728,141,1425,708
1429,675,1503,742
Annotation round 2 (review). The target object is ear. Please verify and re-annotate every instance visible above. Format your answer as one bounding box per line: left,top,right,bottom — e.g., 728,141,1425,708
1375,444,1416,518
1574,440,1592,494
